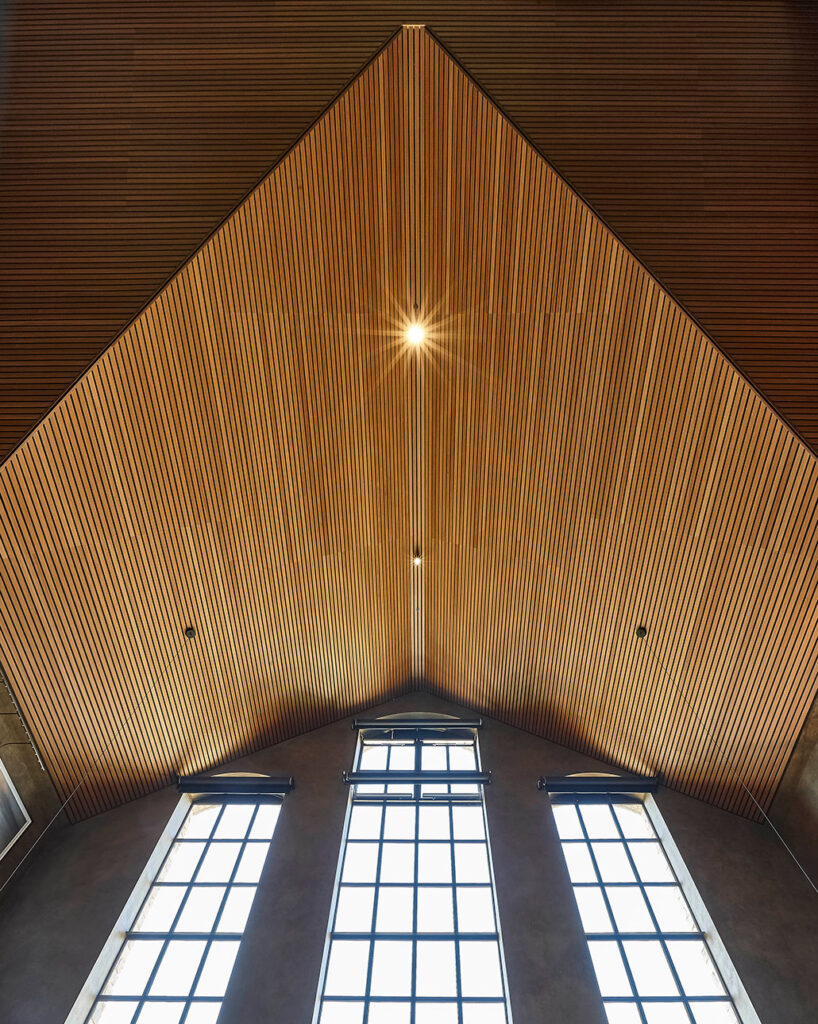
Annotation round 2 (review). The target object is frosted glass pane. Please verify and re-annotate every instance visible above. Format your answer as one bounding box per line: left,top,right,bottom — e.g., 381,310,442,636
134,1004,184,1024
388,745,416,771
628,842,673,883
417,1005,458,1024
380,842,415,883
643,1004,689,1024
375,887,414,932
359,745,388,771
459,940,503,997
342,843,379,883
461,1007,507,1024
603,1003,642,1024
418,805,450,840
194,939,240,996
319,1004,365,1024
562,843,596,883
449,745,478,771
592,843,635,883
348,805,382,840
605,886,654,933
452,806,485,840
622,940,678,997
552,804,584,839
248,803,280,839
175,886,225,932
416,939,457,996
217,886,257,933
178,804,220,840
418,842,452,883
234,842,270,883
89,1001,139,1023
645,886,697,932
325,941,370,996
214,804,254,839
580,804,619,839
370,940,412,996
149,939,206,996
184,1006,223,1024
588,941,632,997
133,886,186,932
422,745,447,770
667,940,725,996
157,843,205,883
102,940,163,996
383,805,416,840
335,886,375,932
456,887,496,933
417,886,454,932
368,1005,411,1024
454,843,489,883
612,802,654,840
574,886,613,932
196,842,242,883
691,1004,741,1024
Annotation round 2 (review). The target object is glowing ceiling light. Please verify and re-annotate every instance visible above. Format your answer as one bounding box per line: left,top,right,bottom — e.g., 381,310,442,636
407,323,425,345
413,554,422,567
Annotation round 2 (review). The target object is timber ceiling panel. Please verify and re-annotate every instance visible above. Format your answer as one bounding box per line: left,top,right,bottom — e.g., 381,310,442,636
0,27,817,822
2,2,818,462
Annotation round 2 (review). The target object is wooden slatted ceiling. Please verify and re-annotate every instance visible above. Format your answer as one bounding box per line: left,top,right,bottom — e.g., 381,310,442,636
0,27,816,821
2,2,818,463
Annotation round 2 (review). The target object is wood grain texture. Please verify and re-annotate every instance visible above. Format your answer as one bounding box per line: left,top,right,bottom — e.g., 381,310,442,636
0,28,816,821
1,2,817,461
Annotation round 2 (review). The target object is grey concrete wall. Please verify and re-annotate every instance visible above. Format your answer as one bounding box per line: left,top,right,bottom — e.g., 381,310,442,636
770,691,818,885
0,692,815,1024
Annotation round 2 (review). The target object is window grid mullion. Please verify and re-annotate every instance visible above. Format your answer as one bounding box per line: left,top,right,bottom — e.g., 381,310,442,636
360,746,391,1024
447,747,465,1024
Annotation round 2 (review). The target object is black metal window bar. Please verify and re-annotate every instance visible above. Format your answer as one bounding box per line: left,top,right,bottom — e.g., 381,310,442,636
84,775,293,1024
543,777,742,1024
315,716,512,1024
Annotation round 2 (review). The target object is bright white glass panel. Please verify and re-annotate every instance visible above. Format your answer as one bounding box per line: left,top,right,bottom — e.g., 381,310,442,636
417,1005,458,1024
375,887,414,932
459,941,503,997
452,805,485,840
102,941,163,996
645,886,697,932
643,1004,689,1024
416,939,457,995
368,1005,411,1024
461,1006,507,1024
612,802,654,839
627,842,673,883
691,1004,741,1024
177,804,220,840
196,842,241,883
194,940,240,996
666,940,725,996
134,1004,183,1024
591,842,635,883
562,843,596,883
324,941,370,996
213,803,254,839
383,805,415,839
234,841,270,883
149,940,206,996
449,745,477,771
454,843,490,883
216,886,256,933
89,1002,138,1023
605,885,654,933
248,803,280,839
388,745,416,770
370,940,412,996
417,886,454,931
418,805,450,840
342,843,379,883
552,803,584,839
622,940,678,997
574,886,613,932
603,1003,642,1024
359,745,388,771
380,842,415,883
157,843,205,883
319,1002,365,1023
587,941,632,997
456,887,496,932
347,805,382,840
418,842,452,883
174,886,225,932
335,886,375,932
579,804,619,839
422,745,448,770
184,1005,223,1024
133,886,186,932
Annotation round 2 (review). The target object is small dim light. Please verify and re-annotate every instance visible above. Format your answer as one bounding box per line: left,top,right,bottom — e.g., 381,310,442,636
407,323,425,345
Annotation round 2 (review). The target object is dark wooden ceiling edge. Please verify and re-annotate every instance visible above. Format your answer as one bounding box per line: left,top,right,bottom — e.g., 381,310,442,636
422,25,818,467
0,23,406,474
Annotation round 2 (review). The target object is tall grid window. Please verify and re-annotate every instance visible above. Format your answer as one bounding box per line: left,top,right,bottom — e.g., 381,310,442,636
552,793,742,1024
315,718,512,1024
84,796,281,1024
